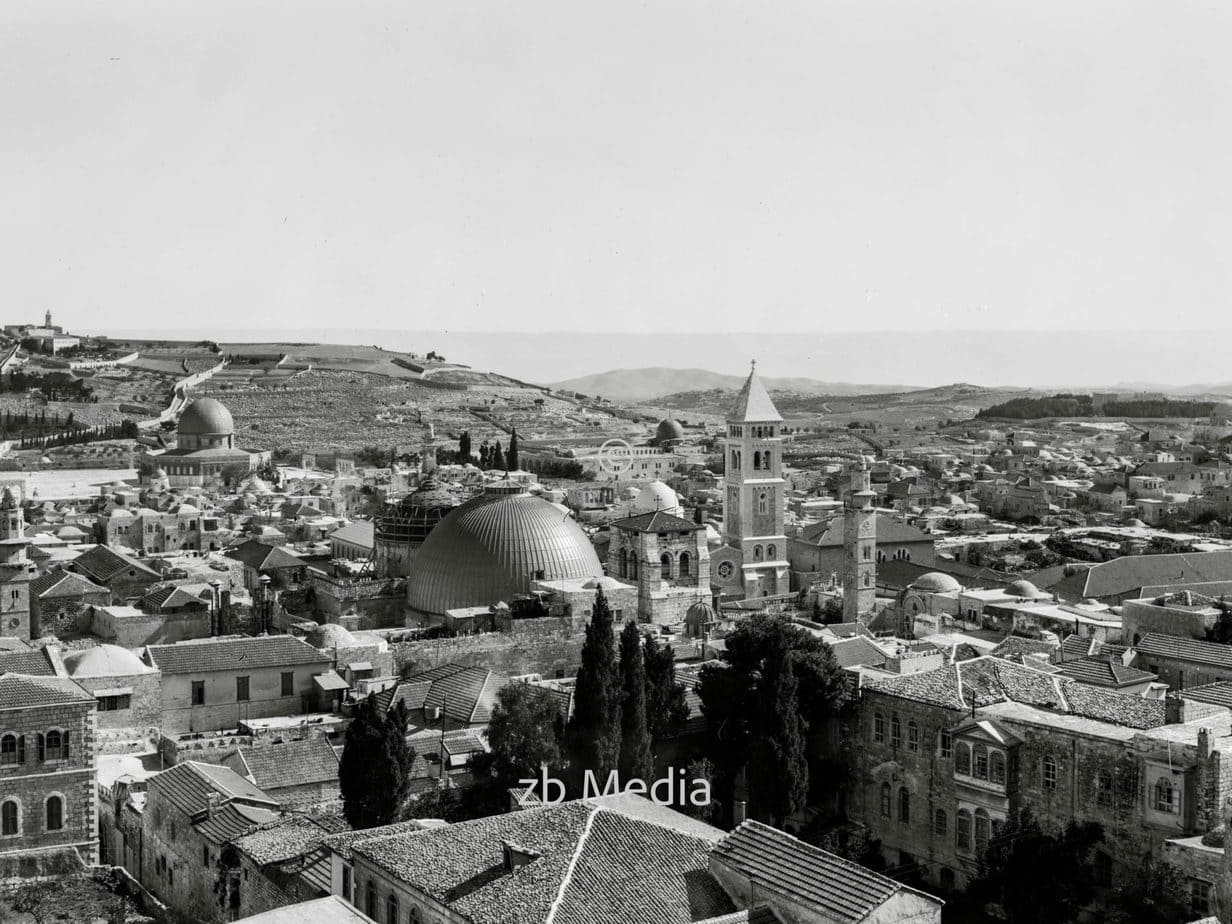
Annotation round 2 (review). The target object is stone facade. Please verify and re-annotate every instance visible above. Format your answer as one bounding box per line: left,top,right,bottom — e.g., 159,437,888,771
71,671,163,732
607,513,711,624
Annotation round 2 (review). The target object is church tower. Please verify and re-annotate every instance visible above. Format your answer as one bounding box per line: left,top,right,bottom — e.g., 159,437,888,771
0,487,34,640
719,362,789,599
842,459,877,621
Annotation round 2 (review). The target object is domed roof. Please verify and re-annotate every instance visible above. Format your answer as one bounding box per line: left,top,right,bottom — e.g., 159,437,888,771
631,481,682,516
656,418,685,443
407,492,603,616
911,572,962,594
306,623,358,648
178,397,234,436
687,600,717,621
1126,518,1147,528
1006,579,1041,598
63,645,152,677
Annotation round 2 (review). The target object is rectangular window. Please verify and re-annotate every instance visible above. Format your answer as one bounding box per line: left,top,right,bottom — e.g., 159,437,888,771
203,846,210,868
236,676,250,702
873,713,885,743
98,694,132,712
191,681,205,706
1190,879,1212,915
281,671,294,697
1043,760,1057,790
342,865,352,903
939,730,953,758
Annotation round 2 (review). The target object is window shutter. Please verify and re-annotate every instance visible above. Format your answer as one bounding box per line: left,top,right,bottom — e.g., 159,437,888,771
62,731,70,761
17,735,26,764
37,733,44,762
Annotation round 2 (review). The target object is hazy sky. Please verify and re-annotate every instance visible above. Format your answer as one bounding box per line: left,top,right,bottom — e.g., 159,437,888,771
3,0,1229,339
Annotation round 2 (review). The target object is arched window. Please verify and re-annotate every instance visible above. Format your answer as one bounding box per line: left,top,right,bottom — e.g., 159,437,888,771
44,729,65,762
879,783,891,818
753,545,763,562
1154,777,1177,813
629,557,638,579
757,492,768,515
679,551,691,576
0,734,17,767
766,544,776,560
386,893,399,924
1042,755,1057,790
934,809,947,836
660,552,673,576
619,549,628,578
974,809,991,852
1097,770,1114,807
45,796,63,832
753,451,761,470
761,451,771,470
863,544,871,561
898,787,910,823
906,721,919,752
955,741,971,775
365,881,376,919
872,712,885,742
990,750,1006,785
863,573,870,587
956,809,972,851
1,800,18,836
890,714,902,748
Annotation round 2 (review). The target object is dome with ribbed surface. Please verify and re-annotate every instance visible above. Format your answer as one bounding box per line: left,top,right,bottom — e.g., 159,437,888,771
407,490,603,616
177,397,234,436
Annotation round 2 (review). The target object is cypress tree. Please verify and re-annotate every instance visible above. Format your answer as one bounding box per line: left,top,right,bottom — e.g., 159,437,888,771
459,431,472,462
644,634,689,747
566,586,622,794
492,440,505,471
618,621,653,783
340,696,416,828
748,639,808,826
507,428,519,471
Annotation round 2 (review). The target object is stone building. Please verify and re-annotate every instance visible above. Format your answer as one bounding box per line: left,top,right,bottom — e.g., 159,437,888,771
790,513,935,586
842,461,877,621
146,397,265,491
711,363,790,601
1134,634,1232,689
61,644,162,738
142,635,335,735
1122,592,1223,646
0,488,35,642
29,570,110,638
607,509,711,624
222,736,340,809
851,655,1232,894
101,502,228,555
67,545,162,600
0,673,98,869
372,477,457,578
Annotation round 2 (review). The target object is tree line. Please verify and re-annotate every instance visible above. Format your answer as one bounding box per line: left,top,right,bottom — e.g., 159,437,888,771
976,393,1217,420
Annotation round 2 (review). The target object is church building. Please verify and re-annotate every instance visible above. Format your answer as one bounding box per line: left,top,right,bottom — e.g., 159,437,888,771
710,363,790,600
0,488,34,641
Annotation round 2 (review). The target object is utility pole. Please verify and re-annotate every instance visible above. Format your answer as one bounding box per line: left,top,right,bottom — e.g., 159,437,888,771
439,692,448,781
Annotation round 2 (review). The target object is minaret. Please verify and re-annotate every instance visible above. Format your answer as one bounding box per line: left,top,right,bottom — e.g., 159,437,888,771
44,309,52,329
842,458,877,621
0,488,33,640
722,361,789,598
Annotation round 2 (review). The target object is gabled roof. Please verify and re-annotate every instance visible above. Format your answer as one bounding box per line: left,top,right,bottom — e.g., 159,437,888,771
1136,633,1232,669
70,545,160,583
798,514,931,547
610,511,703,533
30,570,108,600
142,585,209,612
710,821,940,923
1062,550,1232,601
423,665,498,724
330,521,375,549
224,737,339,791
194,801,281,844
232,813,342,866
1055,657,1157,688
147,760,278,818
224,539,305,572
0,673,94,710
729,367,782,423
1180,681,1232,710
144,635,330,674
0,647,61,677
828,636,888,669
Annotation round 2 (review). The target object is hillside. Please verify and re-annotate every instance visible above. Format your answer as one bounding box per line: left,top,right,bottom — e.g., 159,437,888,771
550,367,912,402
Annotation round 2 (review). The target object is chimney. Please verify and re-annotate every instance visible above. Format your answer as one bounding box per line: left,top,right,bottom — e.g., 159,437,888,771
1165,692,1184,725
501,840,541,871
206,792,221,819
732,800,747,826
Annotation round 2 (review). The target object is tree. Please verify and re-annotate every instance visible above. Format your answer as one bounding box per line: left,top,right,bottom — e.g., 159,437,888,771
747,637,808,825
618,622,654,782
507,428,519,470
565,587,622,793
482,682,563,785
339,695,416,828
644,634,688,746
492,440,506,471
459,430,472,462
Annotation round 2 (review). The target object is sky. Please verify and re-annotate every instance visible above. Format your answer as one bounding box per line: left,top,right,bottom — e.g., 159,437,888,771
3,1,1230,376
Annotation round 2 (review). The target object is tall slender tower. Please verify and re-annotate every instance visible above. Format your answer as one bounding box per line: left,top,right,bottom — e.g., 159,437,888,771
842,459,877,621
0,487,33,640
722,362,789,598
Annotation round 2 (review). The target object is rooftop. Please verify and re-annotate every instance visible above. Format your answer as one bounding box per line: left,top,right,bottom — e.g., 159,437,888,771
144,635,330,674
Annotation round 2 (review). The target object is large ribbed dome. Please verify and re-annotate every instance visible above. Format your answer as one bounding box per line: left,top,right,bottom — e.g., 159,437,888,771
178,397,234,436
407,488,603,616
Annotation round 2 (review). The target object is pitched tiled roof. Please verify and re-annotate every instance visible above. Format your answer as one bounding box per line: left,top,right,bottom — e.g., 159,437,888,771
230,896,373,923
1181,681,1232,709
711,821,939,921
322,819,440,861
696,907,780,924
1136,633,1232,669
420,666,498,724
71,545,160,583
147,760,279,818
989,637,1057,660
1055,658,1157,688
0,647,60,677
233,814,340,866
610,511,703,533
30,570,108,599
1067,550,1232,600
799,514,931,547
828,636,888,670
142,585,208,611
225,737,339,791
329,521,375,549
824,622,873,640
376,680,434,714
144,635,330,674
866,656,1167,730
0,673,94,710
194,801,280,844
225,539,305,572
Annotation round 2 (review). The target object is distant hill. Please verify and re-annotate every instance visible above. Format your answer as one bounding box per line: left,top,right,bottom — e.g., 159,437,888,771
549,367,913,403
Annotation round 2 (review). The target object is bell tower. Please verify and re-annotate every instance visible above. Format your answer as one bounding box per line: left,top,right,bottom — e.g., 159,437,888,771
721,362,789,599
0,487,33,640
842,459,877,621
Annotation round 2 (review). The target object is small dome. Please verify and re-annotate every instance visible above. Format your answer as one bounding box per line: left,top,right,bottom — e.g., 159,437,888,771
306,623,358,648
620,486,640,501
656,418,685,444
178,398,234,436
1126,518,1147,528
631,481,682,516
582,576,627,591
687,600,717,621
912,572,962,594
64,645,152,677
1006,579,1041,598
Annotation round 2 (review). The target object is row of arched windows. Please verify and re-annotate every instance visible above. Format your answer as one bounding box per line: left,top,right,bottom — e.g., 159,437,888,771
0,730,70,766
951,808,999,853
750,544,776,562
954,741,1006,785
879,783,911,823
870,712,920,752
0,795,65,837
361,879,440,924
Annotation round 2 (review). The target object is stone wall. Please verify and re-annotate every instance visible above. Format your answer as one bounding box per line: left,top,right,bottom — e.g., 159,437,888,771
72,672,163,730
389,618,587,679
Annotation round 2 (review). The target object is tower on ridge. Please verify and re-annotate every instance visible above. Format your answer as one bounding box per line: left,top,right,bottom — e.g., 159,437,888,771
842,459,877,621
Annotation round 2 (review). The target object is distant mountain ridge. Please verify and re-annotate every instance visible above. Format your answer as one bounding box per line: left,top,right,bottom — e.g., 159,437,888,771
549,367,914,403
